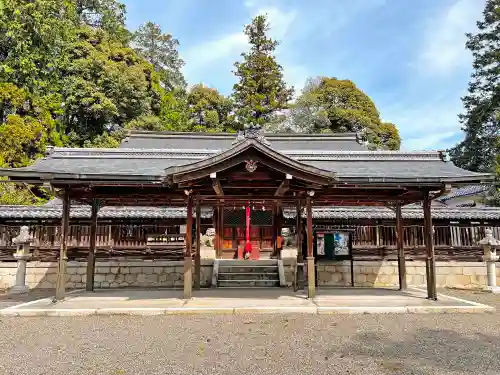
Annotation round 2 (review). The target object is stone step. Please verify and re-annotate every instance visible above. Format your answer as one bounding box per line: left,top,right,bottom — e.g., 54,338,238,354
218,272,279,281
218,260,278,266
218,279,280,288
219,266,278,274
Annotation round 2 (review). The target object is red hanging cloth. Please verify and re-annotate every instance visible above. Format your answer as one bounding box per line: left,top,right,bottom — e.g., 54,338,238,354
244,203,252,258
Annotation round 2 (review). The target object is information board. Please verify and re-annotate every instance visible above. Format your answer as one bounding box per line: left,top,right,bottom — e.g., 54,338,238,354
315,231,352,260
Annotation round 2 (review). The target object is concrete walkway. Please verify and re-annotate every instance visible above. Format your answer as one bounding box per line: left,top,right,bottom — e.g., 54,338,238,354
0,287,493,316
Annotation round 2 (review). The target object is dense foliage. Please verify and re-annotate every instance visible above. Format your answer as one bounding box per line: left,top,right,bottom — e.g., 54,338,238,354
450,0,500,205
270,76,401,150
0,2,404,204
232,15,294,128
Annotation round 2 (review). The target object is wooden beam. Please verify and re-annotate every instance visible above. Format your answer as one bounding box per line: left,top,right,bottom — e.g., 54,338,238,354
274,179,290,196
396,201,407,290
86,199,100,291
184,194,193,299
423,192,437,300
306,195,315,298
212,178,224,196
55,190,70,301
194,198,201,290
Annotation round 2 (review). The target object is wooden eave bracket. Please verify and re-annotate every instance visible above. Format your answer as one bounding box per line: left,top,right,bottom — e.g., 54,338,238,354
211,172,224,196
430,183,452,200
275,179,290,196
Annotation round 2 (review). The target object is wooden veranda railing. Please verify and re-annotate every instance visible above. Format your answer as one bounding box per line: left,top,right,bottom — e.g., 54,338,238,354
314,224,500,261
0,223,498,262
0,224,196,261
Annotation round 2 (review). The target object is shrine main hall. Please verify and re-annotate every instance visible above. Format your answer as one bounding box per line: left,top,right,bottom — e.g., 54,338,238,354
0,126,494,300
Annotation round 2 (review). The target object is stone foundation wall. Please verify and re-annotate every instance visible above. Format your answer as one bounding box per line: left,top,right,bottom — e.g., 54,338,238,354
317,260,500,289
1,259,498,290
0,260,214,290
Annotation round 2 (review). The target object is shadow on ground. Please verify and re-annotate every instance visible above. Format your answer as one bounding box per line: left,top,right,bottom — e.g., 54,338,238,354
337,324,500,374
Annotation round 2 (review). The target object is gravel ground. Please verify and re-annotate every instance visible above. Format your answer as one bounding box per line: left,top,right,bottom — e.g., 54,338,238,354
0,288,499,375
0,289,54,309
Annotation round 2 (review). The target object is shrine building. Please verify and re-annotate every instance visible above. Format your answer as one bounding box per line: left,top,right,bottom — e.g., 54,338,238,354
0,126,495,300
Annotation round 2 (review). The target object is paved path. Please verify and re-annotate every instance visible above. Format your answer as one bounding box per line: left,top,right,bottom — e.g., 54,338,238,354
0,288,499,375
0,287,491,315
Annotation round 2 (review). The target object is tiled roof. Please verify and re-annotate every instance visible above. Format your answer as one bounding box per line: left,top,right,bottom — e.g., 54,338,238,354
0,205,213,219
438,184,490,201
0,130,492,185
0,204,499,220
4,146,490,184
283,206,500,220
120,130,368,151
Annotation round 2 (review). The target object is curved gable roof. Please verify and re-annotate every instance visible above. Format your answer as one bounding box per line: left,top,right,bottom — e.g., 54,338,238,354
165,138,336,185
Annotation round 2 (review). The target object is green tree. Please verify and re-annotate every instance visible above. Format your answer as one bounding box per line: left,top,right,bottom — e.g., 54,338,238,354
61,26,162,145
159,89,191,131
449,0,499,205
450,0,499,173
75,0,129,42
133,22,186,90
286,77,401,150
232,15,294,127
0,0,77,93
379,122,401,151
187,84,235,132
0,83,61,167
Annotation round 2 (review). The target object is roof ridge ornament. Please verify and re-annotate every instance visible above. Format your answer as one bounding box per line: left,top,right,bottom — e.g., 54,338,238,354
234,124,271,146
439,150,451,162
355,131,369,147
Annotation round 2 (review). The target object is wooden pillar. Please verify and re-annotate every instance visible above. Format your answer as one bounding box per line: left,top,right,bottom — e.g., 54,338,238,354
213,206,220,257
306,196,315,298
272,204,278,256
396,201,407,290
86,199,100,291
184,194,193,299
295,199,303,291
194,198,201,290
276,206,283,255
423,192,437,300
55,190,70,301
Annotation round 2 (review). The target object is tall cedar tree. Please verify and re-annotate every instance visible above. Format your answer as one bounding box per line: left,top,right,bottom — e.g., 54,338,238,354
133,22,186,90
450,0,499,173
449,0,499,205
232,15,294,127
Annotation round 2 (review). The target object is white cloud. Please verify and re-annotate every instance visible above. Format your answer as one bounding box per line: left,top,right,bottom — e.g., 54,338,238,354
183,4,302,90
254,7,296,41
417,0,483,75
283,64,308,94
403,131,457,151
183,32,247,73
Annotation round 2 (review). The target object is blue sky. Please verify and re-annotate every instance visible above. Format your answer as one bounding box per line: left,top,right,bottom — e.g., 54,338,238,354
121,0,485,151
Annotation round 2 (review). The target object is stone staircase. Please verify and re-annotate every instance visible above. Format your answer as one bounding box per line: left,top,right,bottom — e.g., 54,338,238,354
215,260,282,288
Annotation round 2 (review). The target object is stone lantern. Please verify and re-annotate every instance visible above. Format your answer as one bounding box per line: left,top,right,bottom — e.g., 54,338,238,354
9,226,33,294
479,228,500,293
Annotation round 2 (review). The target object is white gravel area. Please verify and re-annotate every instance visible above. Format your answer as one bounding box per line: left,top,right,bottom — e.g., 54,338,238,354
0,288,498,375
